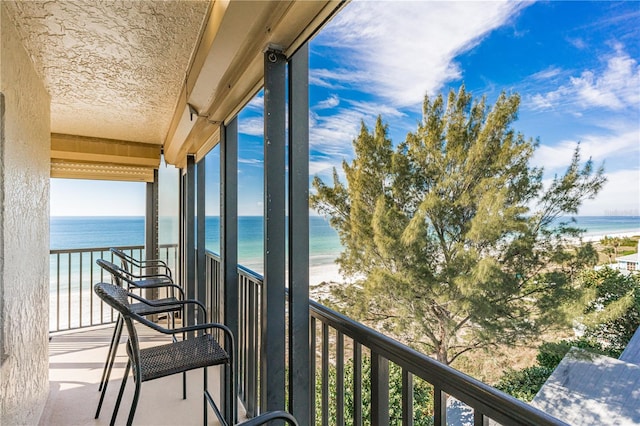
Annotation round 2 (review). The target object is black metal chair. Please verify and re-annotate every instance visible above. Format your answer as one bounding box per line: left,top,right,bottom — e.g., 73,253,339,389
95,259,184,402
94,282,236,426
110,247,173,279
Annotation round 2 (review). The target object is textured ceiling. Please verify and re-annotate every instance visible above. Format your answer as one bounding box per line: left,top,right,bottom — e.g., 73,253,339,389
4,0,210,145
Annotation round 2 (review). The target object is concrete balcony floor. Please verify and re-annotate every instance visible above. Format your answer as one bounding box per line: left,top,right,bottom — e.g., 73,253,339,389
41,324,239,426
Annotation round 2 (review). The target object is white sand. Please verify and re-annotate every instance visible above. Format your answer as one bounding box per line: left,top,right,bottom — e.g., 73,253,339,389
582,231,640,243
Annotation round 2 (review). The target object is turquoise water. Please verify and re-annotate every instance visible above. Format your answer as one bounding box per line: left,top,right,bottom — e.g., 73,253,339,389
50,215,639,270
47,215,639,329
50,216,344,269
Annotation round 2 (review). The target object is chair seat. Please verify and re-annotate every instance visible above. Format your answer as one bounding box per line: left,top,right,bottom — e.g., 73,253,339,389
134,334,229,382
131,276,173,288
130,297,181,316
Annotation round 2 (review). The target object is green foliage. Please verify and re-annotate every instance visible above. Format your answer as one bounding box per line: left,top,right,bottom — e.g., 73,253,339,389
494,366,554,402
536,339,616,369
311,84,606,365
315,356,434,425
577,268,640,354
496,269,640,401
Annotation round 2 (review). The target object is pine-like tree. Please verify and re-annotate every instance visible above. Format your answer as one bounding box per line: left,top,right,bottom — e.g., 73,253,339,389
311,85,606,365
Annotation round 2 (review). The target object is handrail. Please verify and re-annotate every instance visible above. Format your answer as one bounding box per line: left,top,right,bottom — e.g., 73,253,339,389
50,243,177,255
202,251,564,425
309,300,566,426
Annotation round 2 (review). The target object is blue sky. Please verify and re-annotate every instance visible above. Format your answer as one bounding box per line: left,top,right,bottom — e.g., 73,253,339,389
51,1,640,217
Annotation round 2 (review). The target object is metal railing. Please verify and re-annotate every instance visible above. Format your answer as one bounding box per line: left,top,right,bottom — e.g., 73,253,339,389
204,251,262,418
49,244,178,332
203,253,565,426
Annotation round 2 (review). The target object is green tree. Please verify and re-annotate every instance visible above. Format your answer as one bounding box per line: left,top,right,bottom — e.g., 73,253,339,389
578,268,640,354
311,85,605,365
600,236,623,262
315,356,434,425
496,268,639,402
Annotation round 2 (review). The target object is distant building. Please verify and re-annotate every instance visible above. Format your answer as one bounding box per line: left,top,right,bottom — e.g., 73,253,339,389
616,240,640,273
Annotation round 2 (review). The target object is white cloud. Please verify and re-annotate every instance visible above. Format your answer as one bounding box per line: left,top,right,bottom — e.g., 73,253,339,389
578,168,640,216
532,125,640,172
529,48,640,111
531,66,563,81
238,117,263,137
315,1,527,108
315,94,340,110
246,94,264,111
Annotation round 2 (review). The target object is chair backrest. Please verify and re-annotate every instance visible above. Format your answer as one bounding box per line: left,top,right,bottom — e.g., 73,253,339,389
110,248,132,272
94,282,133,316
96,258,134,288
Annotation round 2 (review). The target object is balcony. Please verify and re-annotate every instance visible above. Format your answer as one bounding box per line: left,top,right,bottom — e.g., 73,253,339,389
43,246,565,425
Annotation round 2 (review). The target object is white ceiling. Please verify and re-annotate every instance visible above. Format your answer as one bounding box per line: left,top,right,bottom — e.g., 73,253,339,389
4,0,210,145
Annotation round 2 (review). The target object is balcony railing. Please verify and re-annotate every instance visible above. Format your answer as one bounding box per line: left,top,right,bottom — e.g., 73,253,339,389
202,252,565,426
49,244,178,332
49,247,564,424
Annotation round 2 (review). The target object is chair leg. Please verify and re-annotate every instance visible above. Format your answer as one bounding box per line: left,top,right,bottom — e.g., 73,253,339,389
203,367,207,426
110,359,130,426
99,315,123,392
95,318,123,420
183,371,187,400
103,317,125,392
127,374,141,426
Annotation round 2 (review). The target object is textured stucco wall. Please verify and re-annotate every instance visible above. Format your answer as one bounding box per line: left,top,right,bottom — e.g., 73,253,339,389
0,5,51,425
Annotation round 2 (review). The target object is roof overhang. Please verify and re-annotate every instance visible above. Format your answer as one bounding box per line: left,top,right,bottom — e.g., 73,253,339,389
163,0,345,168
50,133,160,182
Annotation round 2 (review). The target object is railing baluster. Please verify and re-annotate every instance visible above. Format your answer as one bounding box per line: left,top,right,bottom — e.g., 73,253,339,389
90,251,94,325
56,252,60,332
321,322,329,426
247,275,257,417
336,331,345,426
433,385,445,425
402,369,413,426
79,252,83,328
67,252,72,329
353,342,362,426
371,351,390,426
310,316,317,426
475,410,489,426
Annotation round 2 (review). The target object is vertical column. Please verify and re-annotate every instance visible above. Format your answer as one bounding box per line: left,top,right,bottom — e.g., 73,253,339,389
145,169,159,302
288,42,311,423
220,118,238,424
261,46,287,412
196,158,206,312
184,155,196,327
145,169,159,261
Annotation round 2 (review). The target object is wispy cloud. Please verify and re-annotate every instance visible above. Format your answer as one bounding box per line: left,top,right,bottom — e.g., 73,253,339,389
529,47,640,111
314,1,527,108
238,117,263,137
532,126,640,171
315,94,340,110
531,66,563,81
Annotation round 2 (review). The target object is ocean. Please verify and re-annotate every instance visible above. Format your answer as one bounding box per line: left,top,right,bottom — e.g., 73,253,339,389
48,215,640,330
50,215,640,270
50,216,344,273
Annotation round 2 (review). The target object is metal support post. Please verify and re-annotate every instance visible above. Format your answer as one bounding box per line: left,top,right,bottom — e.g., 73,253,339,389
197,158,206,312
184,155,196,328
221,118,239,424
288,42,311,424
145,169,159,304
261,46,287,413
